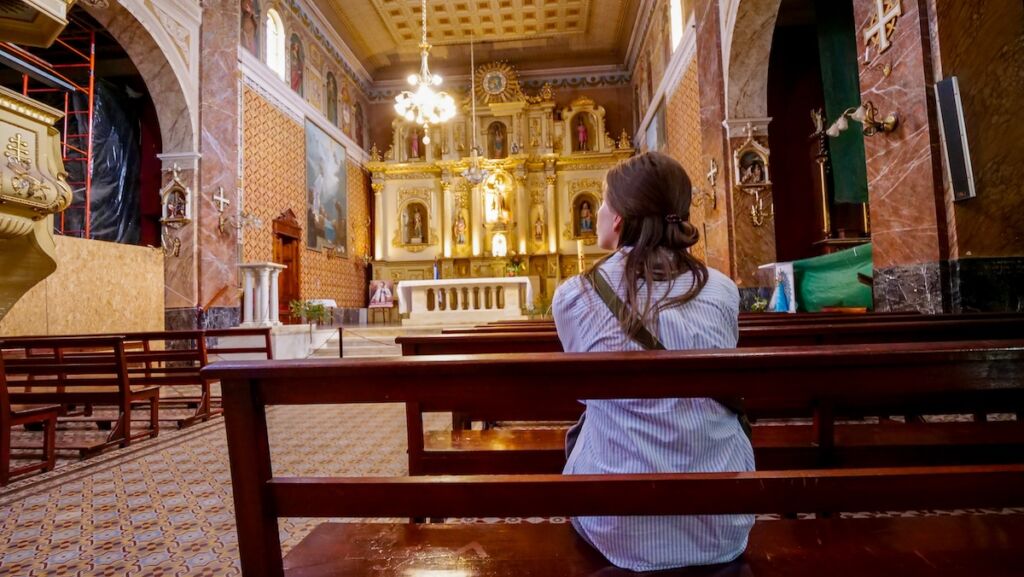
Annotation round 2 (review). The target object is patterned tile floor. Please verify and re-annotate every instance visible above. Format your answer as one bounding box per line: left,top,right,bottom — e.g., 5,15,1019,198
1,331,1020,575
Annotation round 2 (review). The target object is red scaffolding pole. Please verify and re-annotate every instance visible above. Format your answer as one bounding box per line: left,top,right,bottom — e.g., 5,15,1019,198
13,21,96,239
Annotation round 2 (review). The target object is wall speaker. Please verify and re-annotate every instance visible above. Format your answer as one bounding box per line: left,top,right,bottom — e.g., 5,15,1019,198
935,76,976,201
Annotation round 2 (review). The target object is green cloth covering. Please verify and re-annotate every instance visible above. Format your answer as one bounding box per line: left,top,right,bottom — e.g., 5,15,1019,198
816,0,869,204
793,243,873,312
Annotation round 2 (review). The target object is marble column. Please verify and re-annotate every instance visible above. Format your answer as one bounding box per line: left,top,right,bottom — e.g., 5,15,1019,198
853,0,947,312
197,0,242,328
695,0,733,279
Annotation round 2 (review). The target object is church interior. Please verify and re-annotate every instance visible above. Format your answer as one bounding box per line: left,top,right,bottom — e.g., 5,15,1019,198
0,0,1022,575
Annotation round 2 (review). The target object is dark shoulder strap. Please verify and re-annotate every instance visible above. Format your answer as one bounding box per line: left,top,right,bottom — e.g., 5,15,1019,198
591,270,665,351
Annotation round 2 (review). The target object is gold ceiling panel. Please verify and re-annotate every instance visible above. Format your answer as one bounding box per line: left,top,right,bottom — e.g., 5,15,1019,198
371,0,590,45
318,0,639,80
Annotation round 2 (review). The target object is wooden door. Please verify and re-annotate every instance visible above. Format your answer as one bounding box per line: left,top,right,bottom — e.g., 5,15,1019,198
272,210,302,322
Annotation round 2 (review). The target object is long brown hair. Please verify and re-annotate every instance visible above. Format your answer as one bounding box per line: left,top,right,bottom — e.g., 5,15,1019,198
584,151,708,336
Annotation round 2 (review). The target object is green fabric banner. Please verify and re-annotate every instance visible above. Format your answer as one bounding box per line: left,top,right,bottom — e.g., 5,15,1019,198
816,0,869,204
793,243,873,312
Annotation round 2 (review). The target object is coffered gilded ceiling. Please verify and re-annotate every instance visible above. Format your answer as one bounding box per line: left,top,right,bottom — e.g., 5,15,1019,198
315,0,640,81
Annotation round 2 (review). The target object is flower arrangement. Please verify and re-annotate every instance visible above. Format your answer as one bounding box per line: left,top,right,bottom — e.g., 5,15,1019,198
505,252,526,276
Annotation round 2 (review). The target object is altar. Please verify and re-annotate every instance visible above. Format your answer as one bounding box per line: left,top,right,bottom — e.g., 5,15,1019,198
397,276,533,326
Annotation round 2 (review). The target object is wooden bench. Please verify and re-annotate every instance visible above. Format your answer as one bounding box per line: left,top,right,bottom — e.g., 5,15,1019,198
0,352,60,484
410,316,1024,355
207,347,1024,577
0,336,160,457
409,340,1024,476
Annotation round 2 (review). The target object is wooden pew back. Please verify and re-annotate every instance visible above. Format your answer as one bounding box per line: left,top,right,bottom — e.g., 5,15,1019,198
207,341,1024,577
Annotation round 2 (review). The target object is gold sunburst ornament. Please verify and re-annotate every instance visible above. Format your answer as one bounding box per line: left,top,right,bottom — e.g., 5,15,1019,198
394,0,456,144
474,61,523,105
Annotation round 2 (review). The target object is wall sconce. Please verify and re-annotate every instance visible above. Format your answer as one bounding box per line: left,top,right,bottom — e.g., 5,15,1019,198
826,101,899,137
218,211,262,235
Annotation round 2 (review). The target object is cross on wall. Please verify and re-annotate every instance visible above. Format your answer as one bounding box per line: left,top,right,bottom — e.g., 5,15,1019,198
212,187,231,213
863,0,902,62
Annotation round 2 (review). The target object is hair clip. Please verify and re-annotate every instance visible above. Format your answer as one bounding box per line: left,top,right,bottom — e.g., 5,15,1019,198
664,214,682,224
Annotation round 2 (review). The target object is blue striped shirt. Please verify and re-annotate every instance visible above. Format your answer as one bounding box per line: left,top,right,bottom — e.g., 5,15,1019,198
553,249,755,571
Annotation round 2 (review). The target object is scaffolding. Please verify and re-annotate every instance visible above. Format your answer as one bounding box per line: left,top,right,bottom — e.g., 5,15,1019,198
1,19,96,238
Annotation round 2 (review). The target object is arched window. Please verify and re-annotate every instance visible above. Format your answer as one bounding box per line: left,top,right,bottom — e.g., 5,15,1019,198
670,0,684,50
265,9,285,80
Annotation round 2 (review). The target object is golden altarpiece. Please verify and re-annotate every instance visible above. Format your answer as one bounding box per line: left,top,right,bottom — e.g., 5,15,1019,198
368,62,633,307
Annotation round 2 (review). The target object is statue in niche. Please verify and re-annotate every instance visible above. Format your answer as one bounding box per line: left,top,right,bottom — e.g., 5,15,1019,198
488,122,507,159
453,212,468,245
533,213,544,241
289,34,304,95
403,203,427,244
240,0,259,54
578,200,594,234
341,83,352,135
408,128,421,159
576,116,589,151
739,151,767,185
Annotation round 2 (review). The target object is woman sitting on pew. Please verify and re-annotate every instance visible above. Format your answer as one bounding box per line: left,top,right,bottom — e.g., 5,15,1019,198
553,151,754,571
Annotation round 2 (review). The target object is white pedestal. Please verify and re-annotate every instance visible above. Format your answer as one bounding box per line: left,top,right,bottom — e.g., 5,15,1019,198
239,262,287,327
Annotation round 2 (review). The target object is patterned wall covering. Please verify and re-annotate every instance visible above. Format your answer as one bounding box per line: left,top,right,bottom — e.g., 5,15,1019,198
242,87,370,307
665,61,707,262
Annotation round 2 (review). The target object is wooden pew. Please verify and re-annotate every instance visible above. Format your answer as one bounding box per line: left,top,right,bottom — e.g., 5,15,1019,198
409,316,1024,355
457,311,1020,334
0,352,60,484
0,336,160,457
207,346,1024,577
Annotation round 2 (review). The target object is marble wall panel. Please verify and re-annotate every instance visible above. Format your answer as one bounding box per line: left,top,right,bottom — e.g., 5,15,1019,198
949,257,1024,313
873,262,944,313
198,0,242,310
728,133,777,288
932,1,1024,258
0,237,165,336
853,0,946,270
161,166,197,309
695,0,733,277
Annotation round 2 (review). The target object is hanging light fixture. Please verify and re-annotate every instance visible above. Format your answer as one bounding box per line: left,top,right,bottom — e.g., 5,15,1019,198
462,35,489,185
394,0,456,145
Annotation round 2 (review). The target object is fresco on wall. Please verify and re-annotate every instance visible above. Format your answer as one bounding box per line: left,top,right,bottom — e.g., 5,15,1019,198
241,0,259,54
305,120,347,254
325,72,338,126
289,33,304,95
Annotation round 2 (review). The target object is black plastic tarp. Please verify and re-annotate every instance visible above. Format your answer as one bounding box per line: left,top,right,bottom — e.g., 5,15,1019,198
64,78,142,243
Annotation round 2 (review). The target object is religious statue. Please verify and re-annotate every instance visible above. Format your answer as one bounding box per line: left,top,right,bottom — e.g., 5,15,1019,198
326,74,339,126
741,161,765,185
412,211,423,241
576,116,588,151
240,0,259,54
617,129,632,149
369,143,382,162
289,35,304,95
533,214,544,241
409,128,421,159
579,201,594,234
453,213,467,245
489,123,507,159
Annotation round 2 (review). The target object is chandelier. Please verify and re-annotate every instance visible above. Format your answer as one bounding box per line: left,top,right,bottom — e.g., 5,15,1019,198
393,0,456,145
462,35,489,185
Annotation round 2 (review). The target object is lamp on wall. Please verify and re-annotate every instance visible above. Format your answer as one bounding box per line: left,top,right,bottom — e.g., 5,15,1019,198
462,34,489,185
393,0,456,145
826,101,899,137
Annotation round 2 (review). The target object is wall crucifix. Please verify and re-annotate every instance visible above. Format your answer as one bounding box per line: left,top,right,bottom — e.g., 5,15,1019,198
862,0,901,62
212,187,231,213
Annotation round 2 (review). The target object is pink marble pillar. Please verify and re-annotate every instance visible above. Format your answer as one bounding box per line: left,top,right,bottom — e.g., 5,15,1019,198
197,0,242,327
694,0,733,279
853,0,948,312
